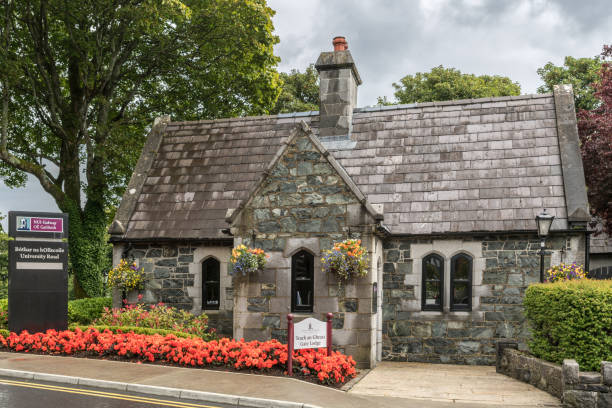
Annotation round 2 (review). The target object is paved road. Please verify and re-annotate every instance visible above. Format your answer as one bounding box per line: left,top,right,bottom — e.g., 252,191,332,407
0,377,234,408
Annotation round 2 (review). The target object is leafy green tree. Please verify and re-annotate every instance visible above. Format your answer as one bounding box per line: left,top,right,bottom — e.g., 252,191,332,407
0,213,9,298
382,65,521,104
271,64,319,114
537,56,603,111
0,0,281,297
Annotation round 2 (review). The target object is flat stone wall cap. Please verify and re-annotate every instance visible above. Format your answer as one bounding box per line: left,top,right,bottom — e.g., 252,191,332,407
153,114,171,126
108,219,125,235
602,361,612,385
563,359,580,385
579,372,602,384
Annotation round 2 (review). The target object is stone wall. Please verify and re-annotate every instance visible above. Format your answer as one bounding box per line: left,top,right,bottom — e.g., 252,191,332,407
112,242,233,338
230,128,381,367
496,342,612,408
497,342,563,398
382,233,584,364
562,359,612,408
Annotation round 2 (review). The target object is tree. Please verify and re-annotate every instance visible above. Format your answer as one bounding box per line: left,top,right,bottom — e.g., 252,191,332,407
382,66,521,104
0,213,9,298
537,56,603,111
0,0,281,297
270,64,319,114
577,45,612,234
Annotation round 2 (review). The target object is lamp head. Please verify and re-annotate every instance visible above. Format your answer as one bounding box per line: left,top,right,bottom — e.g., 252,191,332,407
535,209,555,238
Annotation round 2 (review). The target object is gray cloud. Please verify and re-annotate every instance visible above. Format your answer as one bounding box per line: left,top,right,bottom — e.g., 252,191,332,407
269,0,612,106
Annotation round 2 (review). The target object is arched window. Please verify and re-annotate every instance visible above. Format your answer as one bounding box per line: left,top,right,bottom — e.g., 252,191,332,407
451,253,472,311
422,254,444,311
202,258,220,310
291,250,314,313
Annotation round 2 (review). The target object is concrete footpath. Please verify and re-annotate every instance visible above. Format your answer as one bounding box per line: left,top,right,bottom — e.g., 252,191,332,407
0,352,560,407
350,362,561,407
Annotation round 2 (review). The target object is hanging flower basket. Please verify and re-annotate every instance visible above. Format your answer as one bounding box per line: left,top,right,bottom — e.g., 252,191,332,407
230,245,268,276
545,263,586,282
321,239,369,281
107,259,145,292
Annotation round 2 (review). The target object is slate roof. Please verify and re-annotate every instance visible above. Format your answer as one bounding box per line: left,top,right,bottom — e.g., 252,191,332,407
113,93,579,241
590,221,612,254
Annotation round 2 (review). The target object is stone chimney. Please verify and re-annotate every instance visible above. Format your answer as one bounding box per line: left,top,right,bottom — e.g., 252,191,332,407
315,36,362,139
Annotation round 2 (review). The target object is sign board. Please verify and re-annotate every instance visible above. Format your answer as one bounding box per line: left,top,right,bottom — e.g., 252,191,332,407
10,241,68,271
293,317,328,350
9,211,68,240
286,313,333,376
8,211,69,334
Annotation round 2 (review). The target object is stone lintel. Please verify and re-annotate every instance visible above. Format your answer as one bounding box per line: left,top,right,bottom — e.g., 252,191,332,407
552,85,590,226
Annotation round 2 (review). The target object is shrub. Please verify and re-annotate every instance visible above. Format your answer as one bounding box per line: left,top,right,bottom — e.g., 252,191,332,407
321,239,369,280
229,245,268,275
70,325,199,339
545,263,586,282
0,299,6,329
523,279,612,371
1,297,111,329
0,329,356,385
94,302,215,341
67,297,112,325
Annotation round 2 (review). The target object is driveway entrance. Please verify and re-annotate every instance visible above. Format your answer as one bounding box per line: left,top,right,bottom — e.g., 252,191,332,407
349,362,561,407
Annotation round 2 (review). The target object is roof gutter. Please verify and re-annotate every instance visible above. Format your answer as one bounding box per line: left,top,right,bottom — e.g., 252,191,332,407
387,229,587,239
108,236,233,246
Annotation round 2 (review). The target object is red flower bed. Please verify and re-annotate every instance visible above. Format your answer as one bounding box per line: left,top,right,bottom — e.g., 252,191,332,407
0,329,356,385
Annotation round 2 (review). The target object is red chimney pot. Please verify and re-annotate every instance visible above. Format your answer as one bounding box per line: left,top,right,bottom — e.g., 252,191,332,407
333,36,348,51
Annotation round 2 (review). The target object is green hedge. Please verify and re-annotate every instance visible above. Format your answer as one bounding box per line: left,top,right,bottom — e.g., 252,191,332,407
67,297,112,325
0,297,111,329
70,325,199,339
523,279,612,371
0,325,197,340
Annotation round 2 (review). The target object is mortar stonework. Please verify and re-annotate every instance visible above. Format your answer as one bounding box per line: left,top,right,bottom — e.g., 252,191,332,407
381,233,585,364
230,129,380,367
114,243,233,337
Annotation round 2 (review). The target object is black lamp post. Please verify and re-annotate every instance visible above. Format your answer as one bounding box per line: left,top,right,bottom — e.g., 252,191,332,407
535,209,555,282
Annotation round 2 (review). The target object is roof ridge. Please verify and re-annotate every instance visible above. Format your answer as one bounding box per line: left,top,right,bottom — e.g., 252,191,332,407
354,93,553,113
167,111,319,126
166,93,553,126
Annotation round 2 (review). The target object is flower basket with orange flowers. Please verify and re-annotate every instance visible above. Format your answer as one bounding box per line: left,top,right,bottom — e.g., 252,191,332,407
321,239,369,281
229,244,269,276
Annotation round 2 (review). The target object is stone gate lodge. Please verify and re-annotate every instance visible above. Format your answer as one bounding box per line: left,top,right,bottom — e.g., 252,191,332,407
109,37,590,368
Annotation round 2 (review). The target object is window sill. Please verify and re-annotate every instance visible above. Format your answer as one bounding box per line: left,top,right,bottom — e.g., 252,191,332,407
412,310,479,320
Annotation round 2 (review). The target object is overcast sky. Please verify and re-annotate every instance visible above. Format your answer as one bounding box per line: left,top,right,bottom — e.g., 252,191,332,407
1,0,611,230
